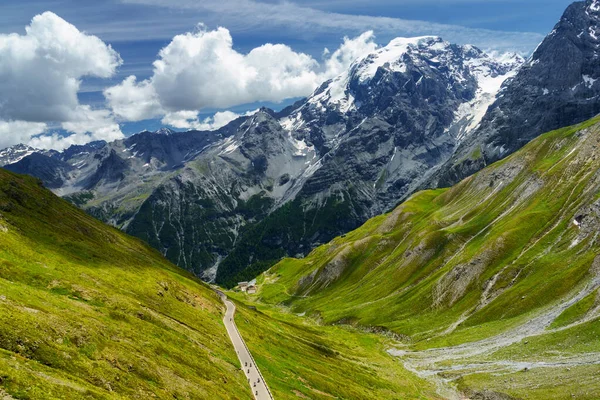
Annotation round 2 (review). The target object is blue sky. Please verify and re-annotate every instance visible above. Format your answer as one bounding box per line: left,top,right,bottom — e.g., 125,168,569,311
0,0,576,147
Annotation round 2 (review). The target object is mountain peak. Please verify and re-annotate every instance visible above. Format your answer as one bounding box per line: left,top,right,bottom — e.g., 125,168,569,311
294,35,522,128
155,127,175,135
0,143,41,166
352,36,447,84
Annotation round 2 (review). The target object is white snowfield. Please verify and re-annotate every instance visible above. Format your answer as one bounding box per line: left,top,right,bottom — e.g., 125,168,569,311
217,291,274,400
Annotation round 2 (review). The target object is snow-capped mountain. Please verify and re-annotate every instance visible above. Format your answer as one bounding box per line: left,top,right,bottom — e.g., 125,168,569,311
290,37,522,139
269,37,522,221
4,0,599,287
284,36,522,144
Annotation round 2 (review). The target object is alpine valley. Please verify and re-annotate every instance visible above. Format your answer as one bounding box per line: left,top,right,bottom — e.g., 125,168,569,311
2,1,600,399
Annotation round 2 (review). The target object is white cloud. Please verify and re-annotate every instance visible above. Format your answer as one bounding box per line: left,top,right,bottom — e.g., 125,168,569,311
322,31,378,79
162,110,257,131
104,75,162,121
106,26,377,122
0,11,121,123
0,12,123,150
29,133,97,152
161,111,200,129
0,121,48,150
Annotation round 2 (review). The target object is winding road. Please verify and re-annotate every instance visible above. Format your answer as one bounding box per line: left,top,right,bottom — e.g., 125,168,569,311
217,291,273,400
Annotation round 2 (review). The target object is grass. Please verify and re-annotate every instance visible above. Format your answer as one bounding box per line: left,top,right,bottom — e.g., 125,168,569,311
4,115,600,398
228,292,441,400
550,291,598,329
0,169,251,399
456,365,600,400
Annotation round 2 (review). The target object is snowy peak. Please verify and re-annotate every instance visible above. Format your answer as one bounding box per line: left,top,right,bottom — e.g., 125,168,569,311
302,37,451,114
353,36,442,83
0,144,42,167
293,35,523,143
588,0,600,13
307,37,451,113
155,127,175,135
432,0,600,189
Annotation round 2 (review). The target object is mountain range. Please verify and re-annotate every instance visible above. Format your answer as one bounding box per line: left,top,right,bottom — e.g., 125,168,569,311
4,0,600,289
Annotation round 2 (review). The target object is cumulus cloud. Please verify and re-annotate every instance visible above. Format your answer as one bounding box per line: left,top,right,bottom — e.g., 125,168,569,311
322,31,378,79
162,110,257,131
0,12,121,123
106,25,377,123
29,131,117,152
0,12,378,148
0,12,123,150
153,27,317,111
104,76,162,121
0,121,48,150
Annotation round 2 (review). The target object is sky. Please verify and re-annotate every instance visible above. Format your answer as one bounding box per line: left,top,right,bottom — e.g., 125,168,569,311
0,0,576,150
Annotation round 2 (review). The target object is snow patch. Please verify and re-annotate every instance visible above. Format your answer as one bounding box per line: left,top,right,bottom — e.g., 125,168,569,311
0,144,39,166
449,53,523,141
302,36,445,114
583,75,597,88
219,136,240,155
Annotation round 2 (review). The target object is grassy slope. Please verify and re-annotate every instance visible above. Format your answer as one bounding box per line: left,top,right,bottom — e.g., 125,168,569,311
0,169,251,399
255,117,600,398
228,293,440,400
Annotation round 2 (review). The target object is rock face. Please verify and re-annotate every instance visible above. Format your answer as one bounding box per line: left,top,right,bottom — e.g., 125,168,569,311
430,0,600,187
4,153,73,189
125,111,316,281
4,1,600,287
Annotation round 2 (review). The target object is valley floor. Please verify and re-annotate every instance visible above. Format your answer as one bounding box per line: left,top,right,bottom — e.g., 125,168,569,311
390,277,600,399
229,287,600,400
227,291,441,400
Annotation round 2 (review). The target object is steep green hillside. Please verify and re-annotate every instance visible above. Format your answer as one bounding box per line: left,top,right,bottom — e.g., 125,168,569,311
0,169,250,399
257,117,600,399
